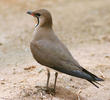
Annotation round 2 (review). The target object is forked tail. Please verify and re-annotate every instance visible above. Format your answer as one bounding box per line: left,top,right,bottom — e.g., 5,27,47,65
82,68,104,88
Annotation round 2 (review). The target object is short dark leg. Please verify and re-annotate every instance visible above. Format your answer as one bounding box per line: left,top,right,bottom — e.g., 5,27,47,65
53,72,58,92
46,69,50,89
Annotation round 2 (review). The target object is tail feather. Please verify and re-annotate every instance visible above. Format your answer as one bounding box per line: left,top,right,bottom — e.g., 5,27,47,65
88,80,99,88
87,80,103,88
94,81,103,86
82,68,104,88
82,68,104,81
68,68,104,88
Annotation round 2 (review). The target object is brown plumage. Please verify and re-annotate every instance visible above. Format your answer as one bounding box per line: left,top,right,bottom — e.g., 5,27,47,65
27,9,104,91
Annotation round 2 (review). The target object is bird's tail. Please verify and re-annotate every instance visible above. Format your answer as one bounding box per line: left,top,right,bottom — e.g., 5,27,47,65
81,68,104,88
64,67,104,88
54,66,104,88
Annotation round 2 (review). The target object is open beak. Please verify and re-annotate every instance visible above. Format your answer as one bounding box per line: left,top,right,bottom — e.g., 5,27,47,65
27,11,34,16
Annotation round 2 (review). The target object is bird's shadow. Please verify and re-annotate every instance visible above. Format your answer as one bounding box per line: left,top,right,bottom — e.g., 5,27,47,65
33,85,85,100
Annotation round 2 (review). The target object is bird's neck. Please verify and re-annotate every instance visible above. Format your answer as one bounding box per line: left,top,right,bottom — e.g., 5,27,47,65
32,27,54,42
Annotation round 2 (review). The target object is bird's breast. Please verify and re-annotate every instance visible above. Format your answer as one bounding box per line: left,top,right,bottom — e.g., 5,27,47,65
30,41,54,67
30,42,43,62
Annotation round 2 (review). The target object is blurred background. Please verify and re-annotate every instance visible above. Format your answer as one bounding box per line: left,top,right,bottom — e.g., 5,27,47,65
0,0,110,100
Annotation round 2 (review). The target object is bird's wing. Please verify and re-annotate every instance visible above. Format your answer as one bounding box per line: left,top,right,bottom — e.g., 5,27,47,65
34,39,104,88
35,39,81,70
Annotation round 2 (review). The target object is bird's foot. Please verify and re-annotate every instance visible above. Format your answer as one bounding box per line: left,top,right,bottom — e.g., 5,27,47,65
45,87,56,95
35,86,56,95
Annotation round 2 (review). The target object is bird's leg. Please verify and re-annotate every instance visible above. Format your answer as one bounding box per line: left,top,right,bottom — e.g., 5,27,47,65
46,69,50,90
53,72,58,92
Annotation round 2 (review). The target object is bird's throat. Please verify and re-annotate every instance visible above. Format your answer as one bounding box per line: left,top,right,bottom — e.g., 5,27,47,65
34,17,39,27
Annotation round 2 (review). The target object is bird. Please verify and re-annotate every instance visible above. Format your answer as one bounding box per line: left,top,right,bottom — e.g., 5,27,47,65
27,9,104,92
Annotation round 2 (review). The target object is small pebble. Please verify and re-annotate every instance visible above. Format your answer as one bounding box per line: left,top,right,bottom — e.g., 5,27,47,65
1,82,5,85
0,43,3,45
70,78,73,81
0,78,5,81
66,86,70,89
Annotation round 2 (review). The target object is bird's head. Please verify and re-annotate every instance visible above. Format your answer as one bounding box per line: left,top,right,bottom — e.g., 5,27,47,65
27,9,52,28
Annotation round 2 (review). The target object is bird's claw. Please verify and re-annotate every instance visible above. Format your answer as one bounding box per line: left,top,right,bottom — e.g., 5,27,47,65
35,86,56,95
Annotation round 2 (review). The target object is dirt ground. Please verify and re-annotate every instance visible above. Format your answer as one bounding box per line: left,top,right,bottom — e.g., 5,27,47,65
0,0,110,100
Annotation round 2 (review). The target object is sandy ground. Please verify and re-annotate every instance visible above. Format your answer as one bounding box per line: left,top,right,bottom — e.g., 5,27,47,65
0,0,110,100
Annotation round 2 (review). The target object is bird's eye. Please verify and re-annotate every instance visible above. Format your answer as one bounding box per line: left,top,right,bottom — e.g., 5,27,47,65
35,13,41,17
